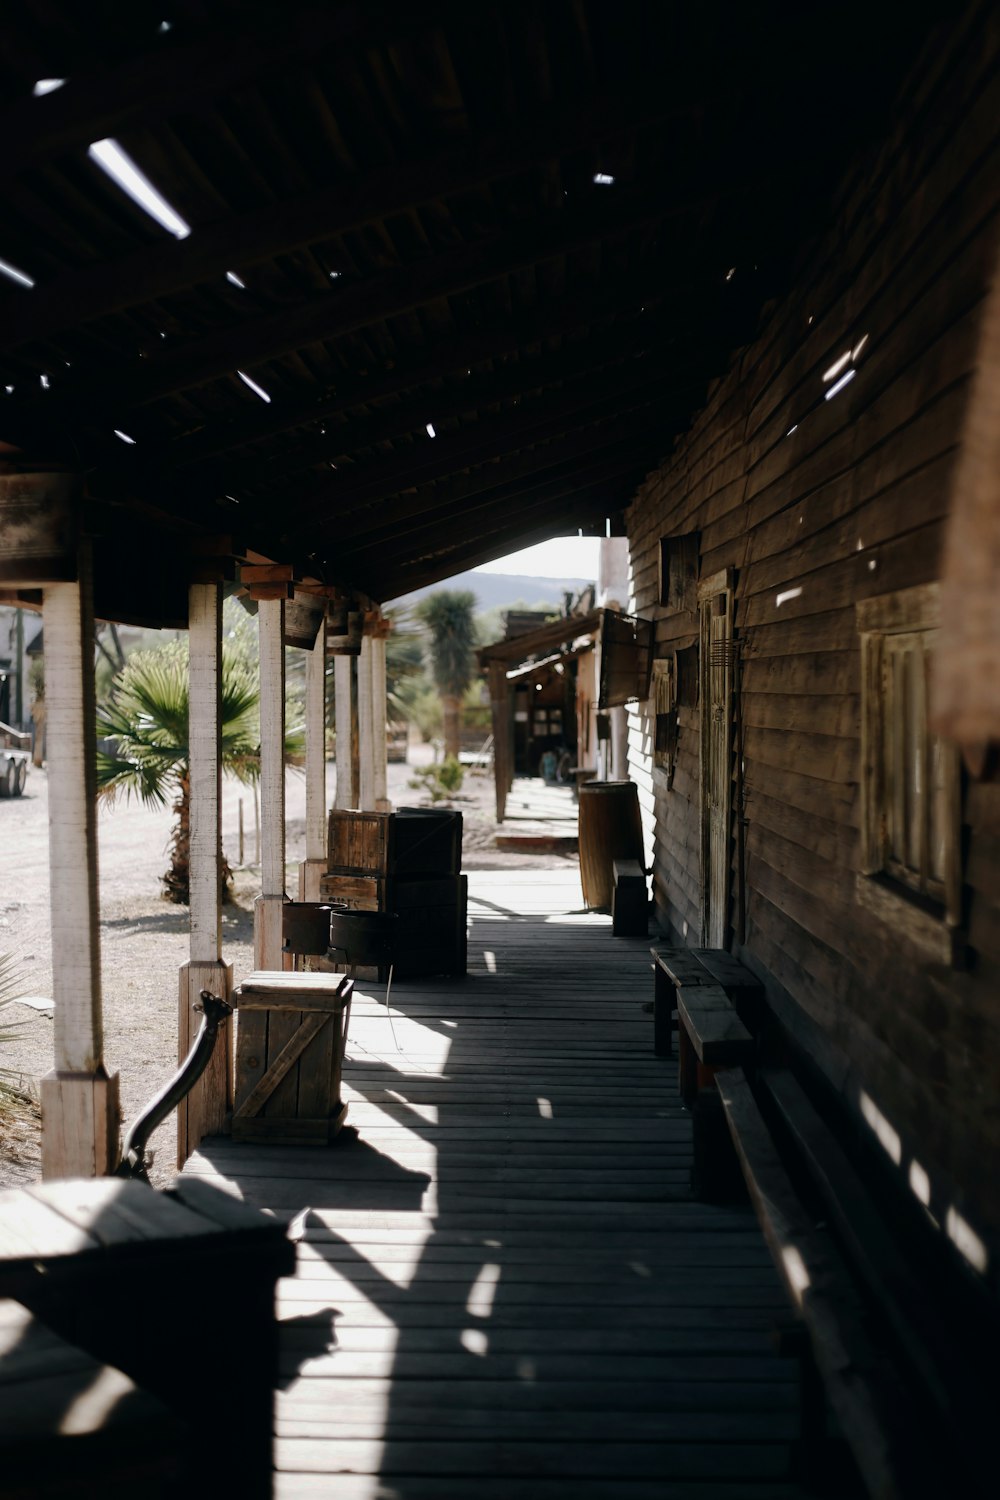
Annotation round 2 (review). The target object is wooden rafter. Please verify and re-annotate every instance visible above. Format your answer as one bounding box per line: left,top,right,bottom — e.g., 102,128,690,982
376,500,623,601
283,368,675,533
367,478,636,590
199,319,668,493
55,184,692,412
0,92,683,353
0,3,428,183
333,442,657,566
88,279,665,490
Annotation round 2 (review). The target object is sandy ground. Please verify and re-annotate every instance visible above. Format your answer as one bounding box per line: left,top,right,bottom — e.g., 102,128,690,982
0,747,577,1189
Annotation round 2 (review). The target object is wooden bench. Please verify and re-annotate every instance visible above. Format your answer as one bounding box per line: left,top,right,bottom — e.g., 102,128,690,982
717,1068,991,1495
649,945,760,1084
611,858,647,936
0,1297,189,1498
0,1177,295,1500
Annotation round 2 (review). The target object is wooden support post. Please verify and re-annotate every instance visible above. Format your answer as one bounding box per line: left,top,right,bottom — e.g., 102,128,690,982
40,542,120,1178
178,582,233,1165
254,598,286,971
372,631,390,812
299,622,328,900
358,634,376,812
333,654,356,809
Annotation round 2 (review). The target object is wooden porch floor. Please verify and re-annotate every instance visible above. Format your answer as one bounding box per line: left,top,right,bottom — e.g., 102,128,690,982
184,868,807,1500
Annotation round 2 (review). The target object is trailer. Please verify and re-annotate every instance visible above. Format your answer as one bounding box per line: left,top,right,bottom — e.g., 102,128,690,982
0,721,29,797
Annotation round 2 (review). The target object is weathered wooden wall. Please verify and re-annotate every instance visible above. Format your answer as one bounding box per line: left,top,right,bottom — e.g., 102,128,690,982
625,5,1000,1276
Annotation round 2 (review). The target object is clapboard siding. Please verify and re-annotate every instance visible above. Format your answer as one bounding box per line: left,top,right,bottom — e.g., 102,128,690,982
624,5,1000,1277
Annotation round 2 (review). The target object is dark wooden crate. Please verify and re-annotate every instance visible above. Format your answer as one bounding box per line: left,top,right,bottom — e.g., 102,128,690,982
393,875,468,978
392,808,463,876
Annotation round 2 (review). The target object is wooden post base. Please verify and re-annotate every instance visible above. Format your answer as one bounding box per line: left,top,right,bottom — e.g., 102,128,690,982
298,857,328,902
254,893,289,971
375,796,392,813
177,960,233,1167
40,1069,120,1179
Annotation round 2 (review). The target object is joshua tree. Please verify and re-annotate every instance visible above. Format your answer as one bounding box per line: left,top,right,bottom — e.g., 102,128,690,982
416,590,478,759
96,639,302,903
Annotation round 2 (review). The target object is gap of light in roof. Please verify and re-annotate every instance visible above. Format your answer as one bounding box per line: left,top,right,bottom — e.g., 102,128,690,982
33,78,66,95
425,423,436,438
825,368,856,401
114,429,137,444
237,369,271,403
88,139,191,239
0,257,35,289
226,270,246,288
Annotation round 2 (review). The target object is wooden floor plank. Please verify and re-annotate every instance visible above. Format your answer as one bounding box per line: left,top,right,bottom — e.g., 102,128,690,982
185,862,803,1494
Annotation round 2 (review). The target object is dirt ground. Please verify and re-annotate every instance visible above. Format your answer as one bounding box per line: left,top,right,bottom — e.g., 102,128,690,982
0,748,576,1189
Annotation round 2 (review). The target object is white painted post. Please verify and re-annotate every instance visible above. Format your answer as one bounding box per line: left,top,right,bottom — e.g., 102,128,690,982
372,631,390,811
178,582,232,1164
40,542,120,1177
334,654,356,809
358,634,376,811
299,621,328,899
255,598,286,969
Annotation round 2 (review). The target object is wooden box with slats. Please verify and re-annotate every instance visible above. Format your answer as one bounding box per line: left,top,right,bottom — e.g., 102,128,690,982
232,971,353,1144
327,809,392,877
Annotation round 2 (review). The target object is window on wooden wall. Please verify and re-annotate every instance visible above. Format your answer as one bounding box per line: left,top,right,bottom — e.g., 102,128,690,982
658,532,700,611
857,584,962,959
652,658,677,784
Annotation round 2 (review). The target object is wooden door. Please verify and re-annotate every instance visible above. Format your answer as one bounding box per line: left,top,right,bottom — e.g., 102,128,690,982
699,572,734,947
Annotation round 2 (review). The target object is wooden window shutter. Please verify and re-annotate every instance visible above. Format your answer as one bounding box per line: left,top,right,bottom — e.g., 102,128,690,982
658,532,700,611
598,610,654,708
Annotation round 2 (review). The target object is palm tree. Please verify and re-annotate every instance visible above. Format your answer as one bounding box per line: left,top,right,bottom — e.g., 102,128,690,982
417,590,478,759
96,640,302,903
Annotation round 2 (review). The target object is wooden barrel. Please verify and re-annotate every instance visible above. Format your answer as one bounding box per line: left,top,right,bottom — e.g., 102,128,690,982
578,780,644,910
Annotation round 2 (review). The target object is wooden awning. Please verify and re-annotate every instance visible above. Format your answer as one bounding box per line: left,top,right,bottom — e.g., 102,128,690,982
0,3,950,620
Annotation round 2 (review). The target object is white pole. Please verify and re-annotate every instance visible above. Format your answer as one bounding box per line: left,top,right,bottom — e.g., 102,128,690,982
255,598,286,968
178,581,232,1162
358,634,375,811
188,582,223,964
372,631,390,811
41,541,119,1177
300,621,328,898
334,654,356,809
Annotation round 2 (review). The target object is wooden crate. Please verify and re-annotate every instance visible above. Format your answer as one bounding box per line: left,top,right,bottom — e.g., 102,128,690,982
318,872,384,910
327,809,392,876
393,808,462,876
233,972,353,1144
393,875,468,978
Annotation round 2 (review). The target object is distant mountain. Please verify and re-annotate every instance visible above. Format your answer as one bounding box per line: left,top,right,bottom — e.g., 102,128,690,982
389,570,593,613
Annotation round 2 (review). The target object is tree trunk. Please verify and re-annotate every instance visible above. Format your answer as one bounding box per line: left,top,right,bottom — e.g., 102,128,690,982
163,768,232,904
163,769,191,903
442,693,462,760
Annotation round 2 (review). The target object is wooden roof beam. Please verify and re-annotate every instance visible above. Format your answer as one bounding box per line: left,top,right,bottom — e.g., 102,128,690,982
327,440,655,564
87,278,665,496
375,495,628,602
0,91,684,353
201,317,666,493
296,406,666,567
283,364,676,529
351,468,640,581
0,3,428,183
66,182,694,412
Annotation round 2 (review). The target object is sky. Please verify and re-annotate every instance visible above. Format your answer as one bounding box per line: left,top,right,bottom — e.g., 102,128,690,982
473,535,601,579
